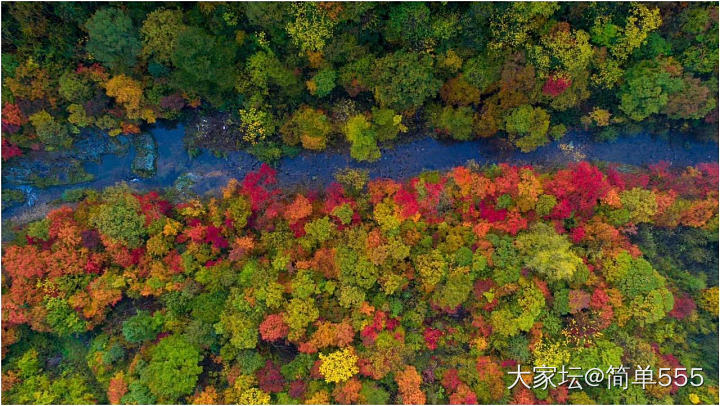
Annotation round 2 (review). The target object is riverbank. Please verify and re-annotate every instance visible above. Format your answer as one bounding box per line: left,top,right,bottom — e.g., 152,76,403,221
2,122,718,225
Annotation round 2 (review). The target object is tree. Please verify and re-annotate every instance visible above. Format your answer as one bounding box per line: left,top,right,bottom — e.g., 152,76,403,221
286,2,335,54
487,2,558,50
515,223,587,282
240,50,303,108
318,348,359,383
58,70,93,103
699,287,718,317
619,187,658,224
3,349,97,404
413,249,447,293
663,76,716,120
171,27,238,106
256,360,285,393
28,110,71,150
280,106,332,150
307,68,336,98
105,74,143,117
463,53,502,93
532,22,593,76
44,297,87,336
122,310,162,343
372,107,407,142
141,335,203,403
440,76,481,106
85,8,142,71
107,374,128,405
238,107,275,145
432,268,473,311
259,314,289,342
489,278,545,336
371,51,442,111
284,194,313,224
285,297,319,339
338,54,375,97
2,102,28,129
140,8,186,64
384,2,435,49
542,75,572,97
88,188,147,248
619,60,683,121
502,104,551,152
67,104,92,131
333,377,362,404
611,3,662,61
395,366,426,405
427,105,475,141
344,114,380,162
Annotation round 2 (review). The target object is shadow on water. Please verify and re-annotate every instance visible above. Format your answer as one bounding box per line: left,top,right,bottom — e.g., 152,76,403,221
3,122,718,221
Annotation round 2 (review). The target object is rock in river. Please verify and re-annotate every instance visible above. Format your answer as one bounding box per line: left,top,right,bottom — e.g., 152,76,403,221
131,133,158,178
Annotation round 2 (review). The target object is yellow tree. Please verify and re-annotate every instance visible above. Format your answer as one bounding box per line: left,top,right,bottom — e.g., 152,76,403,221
105,74,143,119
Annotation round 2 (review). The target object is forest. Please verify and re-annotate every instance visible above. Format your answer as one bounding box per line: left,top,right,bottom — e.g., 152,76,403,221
1,162,718,404
1,2,719,406
1,2,718,162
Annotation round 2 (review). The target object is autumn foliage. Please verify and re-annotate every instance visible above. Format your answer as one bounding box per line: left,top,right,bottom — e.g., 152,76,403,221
1,162,718,404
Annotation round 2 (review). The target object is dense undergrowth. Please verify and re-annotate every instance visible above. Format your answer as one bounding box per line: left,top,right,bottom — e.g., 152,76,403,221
2,2,718,163
1,162,718,404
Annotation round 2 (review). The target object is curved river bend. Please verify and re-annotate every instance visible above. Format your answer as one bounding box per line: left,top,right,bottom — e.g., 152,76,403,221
3,123,717,221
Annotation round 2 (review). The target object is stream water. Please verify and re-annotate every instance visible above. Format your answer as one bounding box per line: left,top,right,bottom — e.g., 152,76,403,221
3,122,718,222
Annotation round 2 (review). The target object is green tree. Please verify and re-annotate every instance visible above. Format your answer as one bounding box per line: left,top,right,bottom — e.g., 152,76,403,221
529,22,593,76
85,8,142,71
141,335,203,403
371,51,441,111
384,2,437,49
45,297,87,336
216,287,263,351
413,249,447,293
618,60,683,121
122,382,156,405
285,297,319,338
490,278,545,336
26,218,50,240
238,107,276,145
427,104,475,141
611,3,662,61
286,2,335,54
463,53,502,93
619,187,658,224
171,27,238,106
308,67,336,98
488,2,559,50
89,187,147,248
503,104,551,152
140,8,186,64
67,104,92,131
344,114,380,162
371,107,407,142
432,268,473,310
58,70,92,103
29,110,72,150
240,50,302,108
4,350,97,404
338,54,375,96
122,310,163,343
